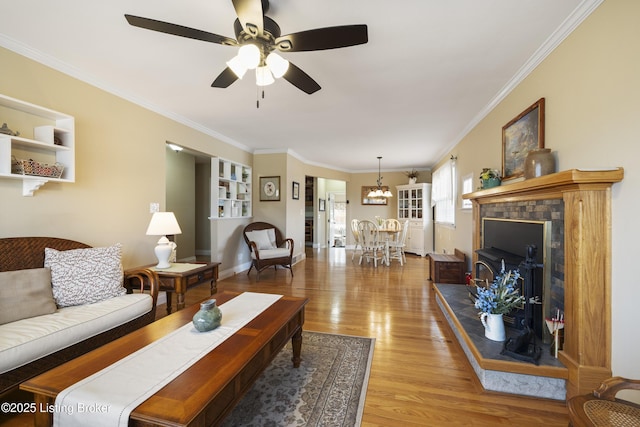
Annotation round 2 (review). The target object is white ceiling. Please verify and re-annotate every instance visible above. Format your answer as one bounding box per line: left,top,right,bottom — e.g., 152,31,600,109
0,0,597,172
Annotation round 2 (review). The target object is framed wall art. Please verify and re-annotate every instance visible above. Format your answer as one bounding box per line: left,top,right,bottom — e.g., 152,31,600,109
502,98,545,180
292,181,300,200
259,176,280,201
361,186,389,205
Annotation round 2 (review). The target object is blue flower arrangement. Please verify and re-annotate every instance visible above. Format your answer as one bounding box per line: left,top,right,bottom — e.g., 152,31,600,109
475,268,524,315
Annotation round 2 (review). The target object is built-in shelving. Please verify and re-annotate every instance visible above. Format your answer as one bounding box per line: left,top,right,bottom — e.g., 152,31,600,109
211,157,251,219
0,94,75,196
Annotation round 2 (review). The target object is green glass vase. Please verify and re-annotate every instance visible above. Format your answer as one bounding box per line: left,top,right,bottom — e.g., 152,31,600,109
192,299,222,332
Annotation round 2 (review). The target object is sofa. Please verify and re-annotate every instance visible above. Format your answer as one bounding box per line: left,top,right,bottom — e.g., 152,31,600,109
0,237,159,397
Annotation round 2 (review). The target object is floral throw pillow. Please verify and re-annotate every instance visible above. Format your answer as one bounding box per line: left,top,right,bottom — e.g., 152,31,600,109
44,244,126,307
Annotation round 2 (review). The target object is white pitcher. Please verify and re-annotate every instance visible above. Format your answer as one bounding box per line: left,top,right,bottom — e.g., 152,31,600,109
480,313,506,341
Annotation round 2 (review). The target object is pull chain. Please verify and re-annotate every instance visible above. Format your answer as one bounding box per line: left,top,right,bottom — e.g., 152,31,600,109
256,87,266,109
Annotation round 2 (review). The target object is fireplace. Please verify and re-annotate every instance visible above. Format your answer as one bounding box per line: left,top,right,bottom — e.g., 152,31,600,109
475,218,552,343
461,168,623,398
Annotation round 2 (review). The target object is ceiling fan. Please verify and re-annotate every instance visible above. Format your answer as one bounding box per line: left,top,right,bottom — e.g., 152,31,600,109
124,0,368,95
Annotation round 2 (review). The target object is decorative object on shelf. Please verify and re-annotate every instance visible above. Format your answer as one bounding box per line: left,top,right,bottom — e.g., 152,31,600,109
367,156,393,198
192,299,222,332
479,168,501,189
0,122,19,136
292,181,300,200
524,148,555,179
260,176,280,201
319,198,326,211
404,169,419,184
502,97,545,180
474,266,524,342
146,212,182,269
11,157,64,179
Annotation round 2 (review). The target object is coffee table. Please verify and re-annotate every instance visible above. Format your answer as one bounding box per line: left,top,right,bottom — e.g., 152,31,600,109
21,291,308,427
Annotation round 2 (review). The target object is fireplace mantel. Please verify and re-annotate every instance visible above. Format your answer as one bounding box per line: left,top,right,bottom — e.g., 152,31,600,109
463,168,624,398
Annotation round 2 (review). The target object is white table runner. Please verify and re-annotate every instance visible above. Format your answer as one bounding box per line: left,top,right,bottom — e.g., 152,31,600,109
54,292,283,427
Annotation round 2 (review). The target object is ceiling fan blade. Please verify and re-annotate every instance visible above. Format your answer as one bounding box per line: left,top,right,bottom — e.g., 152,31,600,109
231,0,264,37
282,63,321,94
275,25,368,52
211,67,239,88
125,14,237,46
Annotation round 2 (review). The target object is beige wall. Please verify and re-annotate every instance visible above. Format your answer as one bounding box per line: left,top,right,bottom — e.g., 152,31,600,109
0,46,251,269
435,0,640,385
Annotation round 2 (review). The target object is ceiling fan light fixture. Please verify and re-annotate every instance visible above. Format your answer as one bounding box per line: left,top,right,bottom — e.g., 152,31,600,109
266,52,289,78
238,44,261,70
256,66,275,86
227,55,248,79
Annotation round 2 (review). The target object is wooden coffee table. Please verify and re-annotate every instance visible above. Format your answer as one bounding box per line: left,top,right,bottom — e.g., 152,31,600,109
21,291,308,427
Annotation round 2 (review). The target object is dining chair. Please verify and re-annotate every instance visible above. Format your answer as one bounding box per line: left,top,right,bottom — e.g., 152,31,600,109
381,218,402,245
388,220,409,265
350,219,362,261
357,219,385,267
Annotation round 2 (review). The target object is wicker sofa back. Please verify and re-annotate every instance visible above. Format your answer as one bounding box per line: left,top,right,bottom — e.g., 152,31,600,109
0,236,159,398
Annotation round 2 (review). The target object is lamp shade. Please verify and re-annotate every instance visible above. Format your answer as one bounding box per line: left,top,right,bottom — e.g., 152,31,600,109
238,44,261,70
146,212,182,236
256,66,275,86
266,52,289,78
227,55,248,79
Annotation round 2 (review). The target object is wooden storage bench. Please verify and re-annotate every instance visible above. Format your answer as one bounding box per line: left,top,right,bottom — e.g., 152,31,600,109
429,249,466,284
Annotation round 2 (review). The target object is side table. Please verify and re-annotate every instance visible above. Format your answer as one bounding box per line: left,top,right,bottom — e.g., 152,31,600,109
126,262,220,314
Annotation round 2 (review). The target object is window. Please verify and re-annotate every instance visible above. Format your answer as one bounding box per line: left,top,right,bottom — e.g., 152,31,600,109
461,173,473,210
431,159,456,225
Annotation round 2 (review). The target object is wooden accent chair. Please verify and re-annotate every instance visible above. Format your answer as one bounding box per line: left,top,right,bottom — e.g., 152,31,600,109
243,222,294,280
567,377,640,426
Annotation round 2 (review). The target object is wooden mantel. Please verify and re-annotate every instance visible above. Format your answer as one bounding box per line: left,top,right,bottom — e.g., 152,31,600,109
463,168,624,399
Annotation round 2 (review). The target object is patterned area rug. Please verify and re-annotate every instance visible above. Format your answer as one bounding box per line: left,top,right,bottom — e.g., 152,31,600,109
221,331,375,427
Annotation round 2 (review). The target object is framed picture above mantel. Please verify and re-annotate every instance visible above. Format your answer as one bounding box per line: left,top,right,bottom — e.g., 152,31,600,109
502,98,545,180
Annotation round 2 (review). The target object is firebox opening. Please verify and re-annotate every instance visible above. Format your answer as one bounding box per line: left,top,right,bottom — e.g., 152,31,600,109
477,218,554,344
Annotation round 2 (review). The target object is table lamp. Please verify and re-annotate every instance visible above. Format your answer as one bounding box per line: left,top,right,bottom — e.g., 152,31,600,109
146,212,182,268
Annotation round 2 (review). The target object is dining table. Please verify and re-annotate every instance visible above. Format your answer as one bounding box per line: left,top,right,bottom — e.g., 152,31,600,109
377,227,401,266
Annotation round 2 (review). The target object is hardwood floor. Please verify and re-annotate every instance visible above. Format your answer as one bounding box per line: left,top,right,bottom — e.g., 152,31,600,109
189,248,569,426
0,248,569,426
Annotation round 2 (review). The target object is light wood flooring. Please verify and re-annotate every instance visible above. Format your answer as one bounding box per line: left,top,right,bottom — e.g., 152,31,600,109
188,248,569,426
1,248,570,426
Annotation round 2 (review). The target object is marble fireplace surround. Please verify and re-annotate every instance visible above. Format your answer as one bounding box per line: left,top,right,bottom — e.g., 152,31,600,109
462,168,624,399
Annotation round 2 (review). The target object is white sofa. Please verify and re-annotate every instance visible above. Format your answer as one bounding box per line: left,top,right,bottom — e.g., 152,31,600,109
0,237,159,397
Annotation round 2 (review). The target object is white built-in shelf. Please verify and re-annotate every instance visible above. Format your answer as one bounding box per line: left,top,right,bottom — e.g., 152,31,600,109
211,157,251,219
0,94,75,196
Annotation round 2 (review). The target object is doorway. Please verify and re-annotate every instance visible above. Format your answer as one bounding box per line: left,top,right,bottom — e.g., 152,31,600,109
328,192,347,247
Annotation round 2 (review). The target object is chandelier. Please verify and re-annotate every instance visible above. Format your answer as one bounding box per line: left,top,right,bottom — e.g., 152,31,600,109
367,156,393,198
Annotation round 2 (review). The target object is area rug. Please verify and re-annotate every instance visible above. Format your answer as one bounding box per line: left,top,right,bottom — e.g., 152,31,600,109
221,331,375,427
